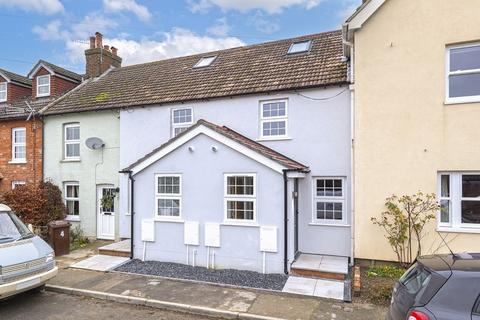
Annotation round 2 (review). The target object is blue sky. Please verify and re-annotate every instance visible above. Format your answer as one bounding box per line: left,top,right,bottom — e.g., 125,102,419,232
0,0,361,75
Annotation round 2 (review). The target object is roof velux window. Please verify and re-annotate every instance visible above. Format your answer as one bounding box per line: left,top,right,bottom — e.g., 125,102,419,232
194,56,217,68
288,40,312,54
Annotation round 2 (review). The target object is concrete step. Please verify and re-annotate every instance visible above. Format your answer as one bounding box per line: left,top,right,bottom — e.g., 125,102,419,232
97,239,131,257
291,254,349,281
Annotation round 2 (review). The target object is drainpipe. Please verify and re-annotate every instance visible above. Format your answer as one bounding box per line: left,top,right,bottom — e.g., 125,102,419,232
119,170,134,259
283,168,305,275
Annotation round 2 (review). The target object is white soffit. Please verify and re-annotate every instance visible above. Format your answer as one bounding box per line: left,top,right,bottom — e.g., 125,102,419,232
130,125,287,175
348,0,386,31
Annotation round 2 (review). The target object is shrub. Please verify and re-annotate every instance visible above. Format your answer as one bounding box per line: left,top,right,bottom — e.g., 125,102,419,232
3,181,66,227
70,226,90,251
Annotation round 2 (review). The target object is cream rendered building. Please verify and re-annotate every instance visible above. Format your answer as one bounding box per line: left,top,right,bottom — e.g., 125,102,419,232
344,0,480,261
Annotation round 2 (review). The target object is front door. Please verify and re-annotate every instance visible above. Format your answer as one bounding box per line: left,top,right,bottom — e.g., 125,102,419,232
97,186,115,240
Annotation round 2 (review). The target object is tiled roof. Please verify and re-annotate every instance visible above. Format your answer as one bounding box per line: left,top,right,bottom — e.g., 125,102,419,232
0,97,53,121
124,119,309,172
44,30,347,115
0,68,32,87
37,60,83,82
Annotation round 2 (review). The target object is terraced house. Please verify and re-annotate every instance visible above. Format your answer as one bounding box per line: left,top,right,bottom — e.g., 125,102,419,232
344,0,480,262
47,30,353,277
0,61,81,195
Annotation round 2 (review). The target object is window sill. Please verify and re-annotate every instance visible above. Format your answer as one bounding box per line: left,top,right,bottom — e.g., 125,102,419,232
8,160,27,164
437,226,480,234
61,159,81,163
154,218,184,223
66,216,80,222
309,223,350,227
257,136,292,142
221,222,260,228
444,98,480,105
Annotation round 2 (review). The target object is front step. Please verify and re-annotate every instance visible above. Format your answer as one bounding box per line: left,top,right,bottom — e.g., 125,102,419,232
97,240,131,258
290,254,348,281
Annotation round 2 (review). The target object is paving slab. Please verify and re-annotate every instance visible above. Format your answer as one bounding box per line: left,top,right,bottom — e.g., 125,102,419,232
313,279,344,300
282,276,317,295
71,255,129,271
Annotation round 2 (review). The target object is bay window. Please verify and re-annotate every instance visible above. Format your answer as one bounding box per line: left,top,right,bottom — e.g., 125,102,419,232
0,82,6,102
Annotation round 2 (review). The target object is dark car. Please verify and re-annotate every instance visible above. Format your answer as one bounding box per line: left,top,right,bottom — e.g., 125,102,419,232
387,253,480,320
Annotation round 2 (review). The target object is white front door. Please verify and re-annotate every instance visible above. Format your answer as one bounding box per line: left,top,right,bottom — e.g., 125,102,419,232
97,186,116,240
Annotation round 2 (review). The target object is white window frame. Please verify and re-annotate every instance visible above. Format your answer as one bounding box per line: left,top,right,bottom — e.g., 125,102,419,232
36,74,51,97
64,123,80,160
445,42,480,104
438,174,452,227
11,180,26,189
154,174,182,221
11,127,26,163
312,177,347,225
437,172,480,232
224,173,257,225
64,182,80,221
259,99,288,140
171,108,193,137
0,82,7,102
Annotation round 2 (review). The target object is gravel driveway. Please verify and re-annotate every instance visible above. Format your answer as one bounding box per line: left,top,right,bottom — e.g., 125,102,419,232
115,259,288,291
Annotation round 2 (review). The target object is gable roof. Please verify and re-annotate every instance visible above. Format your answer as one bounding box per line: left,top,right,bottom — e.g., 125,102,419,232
344,0,387,32
0,68,32,87
28,60,83,83
44,30,347,116
123,119,309,175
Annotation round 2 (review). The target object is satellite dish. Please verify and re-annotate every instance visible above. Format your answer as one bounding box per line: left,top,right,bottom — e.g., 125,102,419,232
85,137,105,150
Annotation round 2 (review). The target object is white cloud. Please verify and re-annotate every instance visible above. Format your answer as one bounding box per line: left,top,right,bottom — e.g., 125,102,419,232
0,0,64,14
103,0,152,22
207,18,230,37
37,26,245,67
248,12,279,34
188,0,324,14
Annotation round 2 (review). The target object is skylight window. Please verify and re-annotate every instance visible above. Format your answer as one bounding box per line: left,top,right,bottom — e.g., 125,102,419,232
194,56,217,68
288,40,312,54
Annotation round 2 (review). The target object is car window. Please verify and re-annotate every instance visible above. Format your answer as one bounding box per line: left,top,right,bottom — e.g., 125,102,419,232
0,211,32,243
474,295,480,315
399,262,432,294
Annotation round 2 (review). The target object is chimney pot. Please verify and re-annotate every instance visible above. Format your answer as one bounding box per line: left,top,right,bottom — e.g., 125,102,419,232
89,37,95,49
95,32,103,49
111,47,118,56
104,45,110,51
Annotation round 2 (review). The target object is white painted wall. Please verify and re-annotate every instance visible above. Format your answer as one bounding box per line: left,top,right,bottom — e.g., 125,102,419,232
120,87,352,259
43,111,120,239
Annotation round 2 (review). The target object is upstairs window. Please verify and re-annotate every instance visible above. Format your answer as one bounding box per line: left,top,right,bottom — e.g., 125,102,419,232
171,108,193,137
446,43,480,103
155,174,182,220
11,127,26,163
0,82,6,102
194,56,216,68
313,178,346,224
288,40,312,54
64,123,80,160
438,172,480,230
224,174,256,223
36,75,51,97
260,100,288,139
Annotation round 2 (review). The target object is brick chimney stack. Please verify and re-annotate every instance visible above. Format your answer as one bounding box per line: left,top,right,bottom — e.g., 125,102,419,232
85,32,122,79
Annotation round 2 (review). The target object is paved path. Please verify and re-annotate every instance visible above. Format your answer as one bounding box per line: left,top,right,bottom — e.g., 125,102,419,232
0,291,217,320
47,268,387,320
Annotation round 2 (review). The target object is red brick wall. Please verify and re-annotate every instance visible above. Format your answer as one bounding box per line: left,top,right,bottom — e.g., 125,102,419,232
32,67,79,99
0,75,31,103
0,119,43,194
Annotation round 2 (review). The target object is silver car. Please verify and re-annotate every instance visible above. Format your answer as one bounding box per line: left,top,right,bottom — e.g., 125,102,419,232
0,204,58,299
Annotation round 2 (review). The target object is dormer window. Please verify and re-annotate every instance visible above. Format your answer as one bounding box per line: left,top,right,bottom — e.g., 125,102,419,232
0,82,6,102
288,40,312,54
37,75,51,97
194,56,217,68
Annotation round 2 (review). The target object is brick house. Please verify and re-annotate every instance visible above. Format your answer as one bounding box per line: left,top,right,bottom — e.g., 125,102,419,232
0,62,82,195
